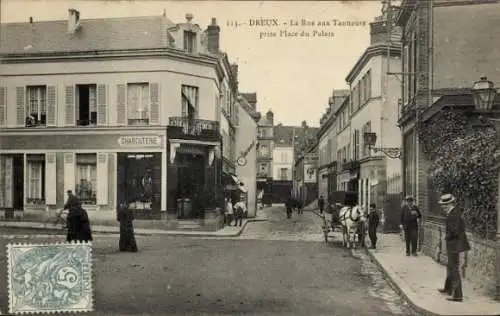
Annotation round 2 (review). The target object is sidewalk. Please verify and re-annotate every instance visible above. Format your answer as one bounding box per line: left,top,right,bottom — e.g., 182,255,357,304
366,233,500,316
0,210,269,238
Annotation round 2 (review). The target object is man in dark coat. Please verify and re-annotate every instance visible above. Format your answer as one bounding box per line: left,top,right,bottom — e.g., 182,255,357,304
438,194,470,302
318,195,325,214
399,195,421,256
367,203,380,249
117,201,138,252
64,190,93,242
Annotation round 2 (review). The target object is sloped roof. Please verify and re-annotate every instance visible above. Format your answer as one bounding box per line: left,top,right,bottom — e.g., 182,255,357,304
274,124,319,148
0,15,176,55
238,94,260,122
240,93,257,104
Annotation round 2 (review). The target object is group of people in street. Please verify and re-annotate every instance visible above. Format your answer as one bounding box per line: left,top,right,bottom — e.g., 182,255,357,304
63,190,138,252
224,195,247,227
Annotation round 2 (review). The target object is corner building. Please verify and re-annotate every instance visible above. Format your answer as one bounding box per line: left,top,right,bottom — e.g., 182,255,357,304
0,10,235,222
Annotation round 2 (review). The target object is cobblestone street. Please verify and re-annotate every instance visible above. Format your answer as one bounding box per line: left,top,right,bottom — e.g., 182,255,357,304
0,206,417,315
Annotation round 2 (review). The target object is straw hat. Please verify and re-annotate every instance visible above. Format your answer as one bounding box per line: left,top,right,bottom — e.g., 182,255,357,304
438,194,456,205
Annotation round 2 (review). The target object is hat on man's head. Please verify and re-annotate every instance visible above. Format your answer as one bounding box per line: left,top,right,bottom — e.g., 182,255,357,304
405,195,414,201
438,194,456,205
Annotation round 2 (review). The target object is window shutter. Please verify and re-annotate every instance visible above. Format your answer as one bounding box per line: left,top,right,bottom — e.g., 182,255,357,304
45,153,57,204
116,84,126,125
64,85,75,126
63,153,75,194
46,85,56,127
96,153,108,205
97,84,107,126
149,83,160,125
4,156,12,208
0,87,6,127
16,87,25,127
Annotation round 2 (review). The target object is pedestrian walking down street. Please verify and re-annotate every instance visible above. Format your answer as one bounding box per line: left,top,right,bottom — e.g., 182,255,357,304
297,198,304,214
318,195,325,214
400,195,421,256
225,197,234,226
285,195,294,219
367,203,380,249
233,199,246,227
437,194,470,302
117,201,138,252
64,190,93,243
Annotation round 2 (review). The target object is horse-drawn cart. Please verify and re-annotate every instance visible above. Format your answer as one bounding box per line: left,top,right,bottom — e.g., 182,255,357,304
319,191,360,245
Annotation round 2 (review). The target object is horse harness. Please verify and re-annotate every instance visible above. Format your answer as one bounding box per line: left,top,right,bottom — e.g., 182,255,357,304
339,206,362,223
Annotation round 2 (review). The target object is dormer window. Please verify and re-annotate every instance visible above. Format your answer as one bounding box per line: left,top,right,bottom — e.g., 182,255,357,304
184,30,196,53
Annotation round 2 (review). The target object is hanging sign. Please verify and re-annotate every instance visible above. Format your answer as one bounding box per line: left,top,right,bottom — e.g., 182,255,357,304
236,140,256,166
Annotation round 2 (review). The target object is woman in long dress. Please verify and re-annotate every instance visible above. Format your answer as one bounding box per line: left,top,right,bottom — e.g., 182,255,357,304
117,202,138,252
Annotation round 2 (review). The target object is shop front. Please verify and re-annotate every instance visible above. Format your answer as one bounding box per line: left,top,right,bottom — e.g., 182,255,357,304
0,129,167,222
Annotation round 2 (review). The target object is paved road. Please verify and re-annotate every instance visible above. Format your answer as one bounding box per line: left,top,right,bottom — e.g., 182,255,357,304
0,206,417,316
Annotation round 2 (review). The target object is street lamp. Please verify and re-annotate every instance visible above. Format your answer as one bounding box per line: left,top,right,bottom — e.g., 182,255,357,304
363,132,402,159
472,76,497,111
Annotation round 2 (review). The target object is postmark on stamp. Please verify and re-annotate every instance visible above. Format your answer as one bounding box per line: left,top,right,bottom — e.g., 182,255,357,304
7,242,93,314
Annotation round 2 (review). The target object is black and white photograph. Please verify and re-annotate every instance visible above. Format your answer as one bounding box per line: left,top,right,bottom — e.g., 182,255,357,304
0,0,500,315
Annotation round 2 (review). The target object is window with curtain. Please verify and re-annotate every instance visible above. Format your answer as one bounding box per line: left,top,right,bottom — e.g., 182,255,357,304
127,83,149,125
181,85,199,119
75,153,97,205
26,86,47,127
26,154,45,204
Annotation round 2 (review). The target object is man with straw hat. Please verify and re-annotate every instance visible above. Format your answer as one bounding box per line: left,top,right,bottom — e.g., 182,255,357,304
437,193,470,302
399,195,421,256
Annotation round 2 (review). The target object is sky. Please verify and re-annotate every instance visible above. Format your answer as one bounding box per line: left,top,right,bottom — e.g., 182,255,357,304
1,0,384,127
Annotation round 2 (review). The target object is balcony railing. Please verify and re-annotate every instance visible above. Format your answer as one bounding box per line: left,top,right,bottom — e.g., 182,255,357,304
168,116,220,141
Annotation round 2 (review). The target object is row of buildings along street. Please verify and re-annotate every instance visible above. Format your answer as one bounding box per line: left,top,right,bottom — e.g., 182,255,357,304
291,0,500,302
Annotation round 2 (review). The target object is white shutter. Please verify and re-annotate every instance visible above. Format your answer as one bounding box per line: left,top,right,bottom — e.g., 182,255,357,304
45,153,57,204
64,85,75,126
116,84,126,125
63,153,75,194
149,83,160,125
0,87,6,127
97,84,107,126
96,152,108,205
46,85,56,127
15,87,25,127
4,156,12,208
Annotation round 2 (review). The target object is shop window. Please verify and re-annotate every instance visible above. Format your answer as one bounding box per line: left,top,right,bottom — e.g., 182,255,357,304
26,86,47,127
76,84,97,126
75,153,97,205
127,83,150,125
26,154,45,204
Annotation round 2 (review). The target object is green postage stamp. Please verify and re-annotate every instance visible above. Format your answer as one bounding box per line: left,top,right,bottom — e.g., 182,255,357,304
7,242,93,314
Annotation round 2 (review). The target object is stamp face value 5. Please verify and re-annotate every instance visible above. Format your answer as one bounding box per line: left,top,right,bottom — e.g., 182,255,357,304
7,242,93,314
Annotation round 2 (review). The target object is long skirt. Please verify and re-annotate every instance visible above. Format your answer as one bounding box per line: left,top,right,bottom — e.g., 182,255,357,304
119,220,138,252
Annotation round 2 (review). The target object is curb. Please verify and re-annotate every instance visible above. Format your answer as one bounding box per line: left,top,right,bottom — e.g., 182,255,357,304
363,248,444,316
0,218,267,238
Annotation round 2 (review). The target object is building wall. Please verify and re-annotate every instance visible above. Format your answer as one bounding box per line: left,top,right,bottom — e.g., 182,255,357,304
1,58,220,127
433,3,500,90
235,105,258,217
272,146,293,181
336,116,351,191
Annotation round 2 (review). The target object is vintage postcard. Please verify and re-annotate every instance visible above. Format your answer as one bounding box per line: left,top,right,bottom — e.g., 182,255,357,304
1,0,500,315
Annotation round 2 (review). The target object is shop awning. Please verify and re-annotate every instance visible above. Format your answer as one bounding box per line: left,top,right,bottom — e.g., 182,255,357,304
223,173,247,192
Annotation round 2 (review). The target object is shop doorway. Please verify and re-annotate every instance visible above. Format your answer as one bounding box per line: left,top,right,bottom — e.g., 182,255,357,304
117,153,161,219
176,152,206,219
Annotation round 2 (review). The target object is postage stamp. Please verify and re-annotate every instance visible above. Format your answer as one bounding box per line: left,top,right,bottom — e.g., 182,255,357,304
7,242,93,314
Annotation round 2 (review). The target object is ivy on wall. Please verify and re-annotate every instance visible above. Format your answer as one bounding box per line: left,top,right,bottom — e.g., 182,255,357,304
417,109,498,239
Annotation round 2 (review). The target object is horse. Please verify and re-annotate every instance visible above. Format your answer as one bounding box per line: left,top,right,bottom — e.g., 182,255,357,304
339,205,366,249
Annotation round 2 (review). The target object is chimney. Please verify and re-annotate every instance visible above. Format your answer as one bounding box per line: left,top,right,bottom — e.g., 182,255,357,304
230,63,239,84
68,9,81,33
301,120,307,128
206,17,220,54
185,13,194,23
29,17,33,24
266,110,274,125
